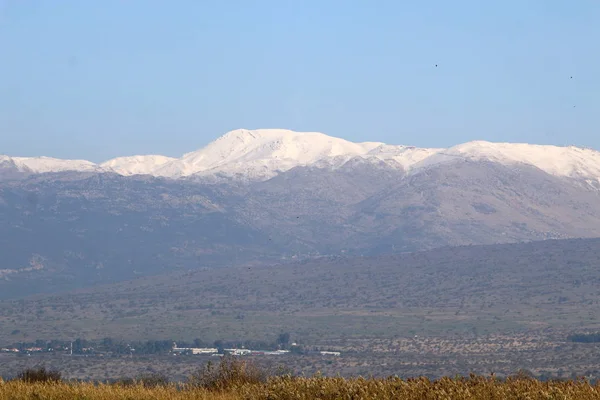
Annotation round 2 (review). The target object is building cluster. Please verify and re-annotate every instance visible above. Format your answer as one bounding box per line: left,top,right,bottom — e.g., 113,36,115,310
170,343,341,357
0,343,341,357
171,345,219,355
1,348,21,353
1,347,45,353
171,343,292,356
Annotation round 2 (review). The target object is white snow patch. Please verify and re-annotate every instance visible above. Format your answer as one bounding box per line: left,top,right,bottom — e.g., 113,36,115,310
153,129,391,179
11,157,101,174
366,144,443,170
411,140,600,179
101,155,176,176
2,131,600,182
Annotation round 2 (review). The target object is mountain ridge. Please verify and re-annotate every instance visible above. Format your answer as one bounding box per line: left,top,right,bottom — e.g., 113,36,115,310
2,147,600,299
3,128,600,182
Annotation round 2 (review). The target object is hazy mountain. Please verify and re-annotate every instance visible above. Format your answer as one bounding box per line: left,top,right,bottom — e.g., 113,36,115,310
1,129,600,297
0,156,28,181
3,237,600,342
349,160,600,252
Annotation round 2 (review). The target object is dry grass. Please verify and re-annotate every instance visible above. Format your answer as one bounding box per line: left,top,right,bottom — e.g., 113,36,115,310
188,356,267,391
16,367,62,383
246,375,600,400
2,374,600,399
0,381,233,400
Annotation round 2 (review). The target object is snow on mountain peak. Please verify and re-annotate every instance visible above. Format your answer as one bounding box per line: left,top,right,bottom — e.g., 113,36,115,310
153,128,389,179
11,156,101,174
188,128,381,163
101,155,176,176
2,130,600,182
366,144,443,170
412,140,600,179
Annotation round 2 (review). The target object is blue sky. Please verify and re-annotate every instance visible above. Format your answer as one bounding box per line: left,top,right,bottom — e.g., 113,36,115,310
1,0,599,161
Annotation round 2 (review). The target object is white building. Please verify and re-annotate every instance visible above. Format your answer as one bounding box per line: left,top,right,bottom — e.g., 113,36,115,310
225,348,252,356
172,343,218,355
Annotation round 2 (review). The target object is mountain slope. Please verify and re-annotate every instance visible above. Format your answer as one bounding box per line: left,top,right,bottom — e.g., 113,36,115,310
351,160,600,253
3,237,600,343
2,129,600,300
413,141,600,181
101,155,176,176
0,174,277,299
3,154,600,300
0,156,102,175
0,156,27,180
153,129,386,179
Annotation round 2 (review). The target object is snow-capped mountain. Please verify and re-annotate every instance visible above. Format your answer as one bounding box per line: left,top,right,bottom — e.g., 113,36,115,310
412,141,600,181
101,155,176,176
5,129,600,300
150,129,442,179
0,155,18,168
2,129,600,182
153,129,383,179
365,144,442,171
1,156,102,174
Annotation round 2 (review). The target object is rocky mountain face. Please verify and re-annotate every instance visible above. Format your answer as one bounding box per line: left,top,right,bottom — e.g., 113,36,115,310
1,129,600,298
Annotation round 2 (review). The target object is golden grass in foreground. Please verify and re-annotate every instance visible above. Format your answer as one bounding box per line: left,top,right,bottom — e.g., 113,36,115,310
3,375,600,400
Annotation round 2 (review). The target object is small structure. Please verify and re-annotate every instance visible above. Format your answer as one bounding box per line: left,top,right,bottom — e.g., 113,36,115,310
1,348,20,353
24,347,43,353
172,343,218,355
225,348,252,356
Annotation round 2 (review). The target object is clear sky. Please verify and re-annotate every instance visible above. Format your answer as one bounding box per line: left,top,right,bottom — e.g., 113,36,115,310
1,0,599,162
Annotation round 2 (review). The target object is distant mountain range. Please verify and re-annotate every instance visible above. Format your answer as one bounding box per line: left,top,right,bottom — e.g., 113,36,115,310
1,129,600,298
4,128,600,182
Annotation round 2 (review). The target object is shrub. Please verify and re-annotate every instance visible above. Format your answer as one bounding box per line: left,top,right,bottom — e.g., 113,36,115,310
137,373,169,388
110,377,135,386
507,369,536,381
188,356,267,391
17,367,61,383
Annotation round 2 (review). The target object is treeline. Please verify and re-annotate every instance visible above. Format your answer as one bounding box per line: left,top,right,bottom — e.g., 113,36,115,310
3,333,298,356
568,333,600,343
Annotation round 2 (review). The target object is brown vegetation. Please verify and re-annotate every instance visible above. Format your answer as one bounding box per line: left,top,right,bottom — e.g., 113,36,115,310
188,356,267,391
2,374,600,400
16,367,61,383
